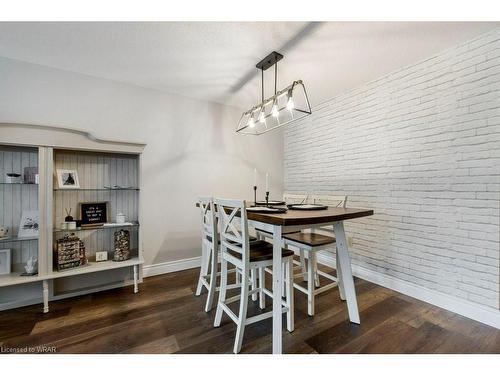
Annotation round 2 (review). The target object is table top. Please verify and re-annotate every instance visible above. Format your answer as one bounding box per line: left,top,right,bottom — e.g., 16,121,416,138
246,206,373,226
196,202,373,227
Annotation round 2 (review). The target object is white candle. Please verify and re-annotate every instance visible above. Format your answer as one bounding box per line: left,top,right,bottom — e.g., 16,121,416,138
265,173,269,192
254,168,257,187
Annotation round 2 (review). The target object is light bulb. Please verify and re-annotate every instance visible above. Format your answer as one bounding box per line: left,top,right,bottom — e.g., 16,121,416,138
248,116,255,128
286,90,294,110
259,109,265,123
272,102,279,117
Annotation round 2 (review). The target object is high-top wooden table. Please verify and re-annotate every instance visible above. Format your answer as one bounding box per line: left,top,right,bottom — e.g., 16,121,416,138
246,206,373,354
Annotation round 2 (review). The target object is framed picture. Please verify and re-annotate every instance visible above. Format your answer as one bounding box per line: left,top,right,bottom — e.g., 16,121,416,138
18,210,40,238
56,169,80,189
0,249,11,275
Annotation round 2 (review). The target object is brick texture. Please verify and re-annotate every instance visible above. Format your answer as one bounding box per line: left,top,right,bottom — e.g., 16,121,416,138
284,28,500,309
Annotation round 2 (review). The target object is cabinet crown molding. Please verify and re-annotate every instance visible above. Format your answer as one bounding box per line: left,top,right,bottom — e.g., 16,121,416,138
0,123,146,154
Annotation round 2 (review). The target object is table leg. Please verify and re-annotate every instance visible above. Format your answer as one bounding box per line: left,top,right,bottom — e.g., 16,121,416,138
272,225,283,354
333,221,360,324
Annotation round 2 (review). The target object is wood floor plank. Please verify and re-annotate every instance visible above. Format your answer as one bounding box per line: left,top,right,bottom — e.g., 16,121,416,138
121,335,179,354
305,296,412,353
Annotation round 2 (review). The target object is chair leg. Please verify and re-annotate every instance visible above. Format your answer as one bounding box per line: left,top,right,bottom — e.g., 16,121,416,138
234,268,249,354
251,269,258,302
214,258,228,327
282,244,288,297
258,267,265,309
205,245,218,312
286,259,294,332
307,252,315,316
336,252,346,301
281,266,286,298
313,252,320,288
236,268,241,284
196,241,209,296
299,249,307,281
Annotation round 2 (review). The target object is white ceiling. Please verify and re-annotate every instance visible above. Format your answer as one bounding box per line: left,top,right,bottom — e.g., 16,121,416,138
0,22,498,109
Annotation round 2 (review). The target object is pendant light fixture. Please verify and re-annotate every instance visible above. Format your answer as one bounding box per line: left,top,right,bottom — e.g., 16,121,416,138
236,51,312,135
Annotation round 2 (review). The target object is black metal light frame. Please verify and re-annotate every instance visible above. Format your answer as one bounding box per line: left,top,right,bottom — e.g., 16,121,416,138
236,51,312,135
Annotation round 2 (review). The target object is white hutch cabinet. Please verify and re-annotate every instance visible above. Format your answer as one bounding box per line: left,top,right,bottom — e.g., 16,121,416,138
0,123,145,312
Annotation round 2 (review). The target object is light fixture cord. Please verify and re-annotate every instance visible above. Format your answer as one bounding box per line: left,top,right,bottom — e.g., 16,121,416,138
261,68,264,102
274,61,277,95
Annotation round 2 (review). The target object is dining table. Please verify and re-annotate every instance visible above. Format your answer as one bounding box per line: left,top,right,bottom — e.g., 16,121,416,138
196,200,374,354
245,204,373,354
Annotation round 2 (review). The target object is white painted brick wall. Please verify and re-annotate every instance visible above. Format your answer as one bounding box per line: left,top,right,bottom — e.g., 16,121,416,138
284,28,500,309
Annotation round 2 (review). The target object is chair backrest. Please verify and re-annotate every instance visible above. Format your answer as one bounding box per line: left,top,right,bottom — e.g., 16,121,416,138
214,198,250,264
198,197,217,239
309,195,348,235
283,193,310,204
312,194,348,208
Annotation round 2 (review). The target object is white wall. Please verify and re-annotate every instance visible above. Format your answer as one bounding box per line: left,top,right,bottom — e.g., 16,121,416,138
284,29,500,310
0,56,284,266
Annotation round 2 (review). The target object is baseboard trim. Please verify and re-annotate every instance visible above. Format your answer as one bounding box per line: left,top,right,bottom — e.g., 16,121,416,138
142,256,201,278
315,252,500,329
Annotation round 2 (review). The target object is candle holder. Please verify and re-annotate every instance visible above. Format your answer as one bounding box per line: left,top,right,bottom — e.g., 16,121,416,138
253,186,257,206
265,191,270,207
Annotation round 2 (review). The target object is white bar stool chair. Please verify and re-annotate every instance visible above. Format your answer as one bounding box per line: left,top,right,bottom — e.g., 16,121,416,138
195,197,220,312
283,195,348,316
195,197,260,312
213,198,295,354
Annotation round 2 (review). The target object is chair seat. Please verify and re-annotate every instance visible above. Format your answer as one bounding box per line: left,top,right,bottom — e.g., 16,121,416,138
283,232,336,247
256,228,300,236
206,234,257,243
227,240,294,263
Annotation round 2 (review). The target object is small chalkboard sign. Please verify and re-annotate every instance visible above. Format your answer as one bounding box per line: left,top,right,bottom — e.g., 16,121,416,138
80,202,109,225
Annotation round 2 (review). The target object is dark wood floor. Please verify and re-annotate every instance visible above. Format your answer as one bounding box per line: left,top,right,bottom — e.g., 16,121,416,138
1,266,499,354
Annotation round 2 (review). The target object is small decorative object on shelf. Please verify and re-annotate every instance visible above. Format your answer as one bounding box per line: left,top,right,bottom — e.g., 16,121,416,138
54,233,87,271
64,208,74,222
0,226,8,238
56,169,80,189
21,256,38,276
116,213,126,224
0,249,11,275
23,167,38,184
95,251,108,262
113,229,130,262
6,172,21,183
18,210,40,238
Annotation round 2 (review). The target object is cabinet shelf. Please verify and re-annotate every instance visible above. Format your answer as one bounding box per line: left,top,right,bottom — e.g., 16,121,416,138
0,182,38,186
0,236,39,243
53,223,139,233
0,272,46,288
53,187,139,191
50,256,142,278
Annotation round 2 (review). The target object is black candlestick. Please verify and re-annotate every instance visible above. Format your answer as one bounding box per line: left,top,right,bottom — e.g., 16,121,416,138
265,191,270,207
253,186,257,206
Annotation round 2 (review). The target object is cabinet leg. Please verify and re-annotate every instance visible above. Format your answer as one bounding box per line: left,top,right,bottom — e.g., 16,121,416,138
133,265,139,294
42,280,49,313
